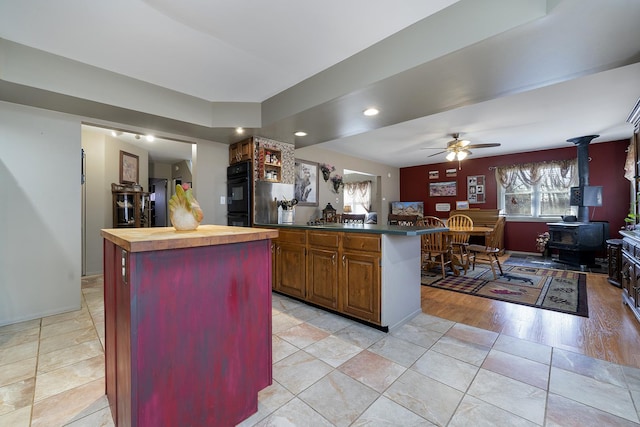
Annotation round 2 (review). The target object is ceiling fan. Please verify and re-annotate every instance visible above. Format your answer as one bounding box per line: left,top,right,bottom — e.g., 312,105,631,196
422,133,501,161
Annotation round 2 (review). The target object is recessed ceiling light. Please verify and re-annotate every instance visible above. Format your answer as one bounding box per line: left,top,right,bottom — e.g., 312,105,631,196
146,135,155,142
236,127,244,134
363,108,379,116
294,131,307,137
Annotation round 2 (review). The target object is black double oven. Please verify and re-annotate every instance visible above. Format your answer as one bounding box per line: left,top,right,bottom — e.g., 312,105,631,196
227,161,252,227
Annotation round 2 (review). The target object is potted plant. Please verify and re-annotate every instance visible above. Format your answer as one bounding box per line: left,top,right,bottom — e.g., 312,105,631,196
319,163,335,182
330,174,343,193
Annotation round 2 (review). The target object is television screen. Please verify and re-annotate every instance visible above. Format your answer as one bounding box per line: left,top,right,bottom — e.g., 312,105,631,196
390,201,424,217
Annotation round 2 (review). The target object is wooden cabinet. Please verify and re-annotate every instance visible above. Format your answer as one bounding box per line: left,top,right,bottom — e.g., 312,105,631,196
229,138,254,164
257,147,282,182
271,228,381,325
102,227,273,426
112,190,151,228
341,234,381,322
273,229,306,299
607,239,623,287
307,231,340,309
621,232,640,323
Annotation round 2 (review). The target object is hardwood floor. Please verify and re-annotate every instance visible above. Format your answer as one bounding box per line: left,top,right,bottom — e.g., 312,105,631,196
421,270,640,369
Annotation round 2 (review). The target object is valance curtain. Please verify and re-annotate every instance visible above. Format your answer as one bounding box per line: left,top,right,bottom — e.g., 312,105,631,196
344,181,372,213
497,159,577,190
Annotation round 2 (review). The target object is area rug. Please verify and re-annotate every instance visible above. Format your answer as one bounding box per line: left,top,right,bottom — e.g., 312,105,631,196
421,265,588,317
504,253,607,274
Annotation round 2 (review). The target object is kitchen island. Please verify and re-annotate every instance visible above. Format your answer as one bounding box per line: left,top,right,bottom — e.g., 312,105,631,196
101,225,278,427
260,223,446,331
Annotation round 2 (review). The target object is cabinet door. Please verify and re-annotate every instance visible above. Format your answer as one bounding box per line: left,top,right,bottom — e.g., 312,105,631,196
307,247,339,309
340,251,381,323
622,253,634,301
274,242,306,298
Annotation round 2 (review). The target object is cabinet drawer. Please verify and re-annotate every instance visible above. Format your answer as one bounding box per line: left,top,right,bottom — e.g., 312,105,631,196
342,233,381,253
623,239,634,255
308,231,340,248
276,229,307,244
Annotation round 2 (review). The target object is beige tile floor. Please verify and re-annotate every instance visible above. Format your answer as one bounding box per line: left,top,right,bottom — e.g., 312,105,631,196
2,275,640,426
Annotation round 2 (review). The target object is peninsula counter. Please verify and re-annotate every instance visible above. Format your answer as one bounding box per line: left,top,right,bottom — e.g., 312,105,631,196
259,223,446,331
101,225,278,426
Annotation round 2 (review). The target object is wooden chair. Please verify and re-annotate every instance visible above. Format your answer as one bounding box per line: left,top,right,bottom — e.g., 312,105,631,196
420,229,451,278
468,216,506,279
341,213,366,224
446,214,474,274
418,216,446,228
388,214,418,226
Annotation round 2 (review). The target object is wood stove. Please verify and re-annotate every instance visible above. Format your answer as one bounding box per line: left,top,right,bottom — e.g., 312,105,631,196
547,221,609,268
546,135,608,269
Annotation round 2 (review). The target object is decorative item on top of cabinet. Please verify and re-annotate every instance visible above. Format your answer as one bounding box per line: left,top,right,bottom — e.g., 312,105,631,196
112,185,151,228
258,147,282,182
229,138,254,165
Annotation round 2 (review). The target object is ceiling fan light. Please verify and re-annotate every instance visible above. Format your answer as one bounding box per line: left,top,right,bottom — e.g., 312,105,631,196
446,151,457,161
459,139,471,147
457,150,468,161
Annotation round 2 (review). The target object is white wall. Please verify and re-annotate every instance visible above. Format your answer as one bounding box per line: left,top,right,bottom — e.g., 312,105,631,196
192,140,230,225
81,129,107,276
0,101,81,326
81,128,149,276
294,145,400,224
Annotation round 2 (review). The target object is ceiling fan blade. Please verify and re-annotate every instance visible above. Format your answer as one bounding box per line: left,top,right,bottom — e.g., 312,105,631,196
427,150,448,157
419,147,447,150
465,143,501,149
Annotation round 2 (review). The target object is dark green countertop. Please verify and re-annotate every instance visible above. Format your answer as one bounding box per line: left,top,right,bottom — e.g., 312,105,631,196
254,223,448,236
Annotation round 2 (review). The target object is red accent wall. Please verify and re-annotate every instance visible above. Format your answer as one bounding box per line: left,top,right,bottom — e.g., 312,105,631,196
400,140,630,253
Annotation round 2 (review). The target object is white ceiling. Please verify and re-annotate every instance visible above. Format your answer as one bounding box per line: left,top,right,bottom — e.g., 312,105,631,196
2,0,640,167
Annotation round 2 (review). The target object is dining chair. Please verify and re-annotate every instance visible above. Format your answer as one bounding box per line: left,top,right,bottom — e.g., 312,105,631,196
420,229,451,278
446,214,474,274
468,216,506,279
419,216,446,228
341,213,366,224
387,214,419,226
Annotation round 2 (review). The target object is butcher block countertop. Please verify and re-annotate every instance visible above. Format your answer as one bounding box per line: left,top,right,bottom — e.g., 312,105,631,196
101,225,279,253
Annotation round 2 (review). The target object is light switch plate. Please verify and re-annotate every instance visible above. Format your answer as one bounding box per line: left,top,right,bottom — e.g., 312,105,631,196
220,196,226,204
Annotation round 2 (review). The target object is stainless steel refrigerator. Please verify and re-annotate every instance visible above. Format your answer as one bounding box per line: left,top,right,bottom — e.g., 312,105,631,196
254,181,294,224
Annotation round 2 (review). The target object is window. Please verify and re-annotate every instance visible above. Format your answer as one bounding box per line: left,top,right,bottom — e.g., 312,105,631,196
497,159,577,218
343,181,372,214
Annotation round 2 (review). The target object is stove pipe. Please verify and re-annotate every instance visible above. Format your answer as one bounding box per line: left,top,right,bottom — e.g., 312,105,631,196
566,135,599,222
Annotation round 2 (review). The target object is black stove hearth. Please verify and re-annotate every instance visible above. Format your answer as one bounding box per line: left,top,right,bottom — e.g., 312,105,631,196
547,221,609,269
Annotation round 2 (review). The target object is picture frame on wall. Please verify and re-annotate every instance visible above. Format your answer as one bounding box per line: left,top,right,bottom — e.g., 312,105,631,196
456,200,470,210
467,175,486,203
429,170,439,179
429,181,457,197
294,159,319,206
119,150,139,184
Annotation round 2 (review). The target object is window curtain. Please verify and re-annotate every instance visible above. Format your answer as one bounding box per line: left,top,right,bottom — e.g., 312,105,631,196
497,159,577,190
344,181,372,213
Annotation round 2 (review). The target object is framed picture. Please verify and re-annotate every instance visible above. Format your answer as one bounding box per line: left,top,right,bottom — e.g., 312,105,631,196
467,175,486,204
119,151,139,184
429,181,457,197
294,159,319,206
429,170,439,179
456,200,470,210
446,168,457,177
